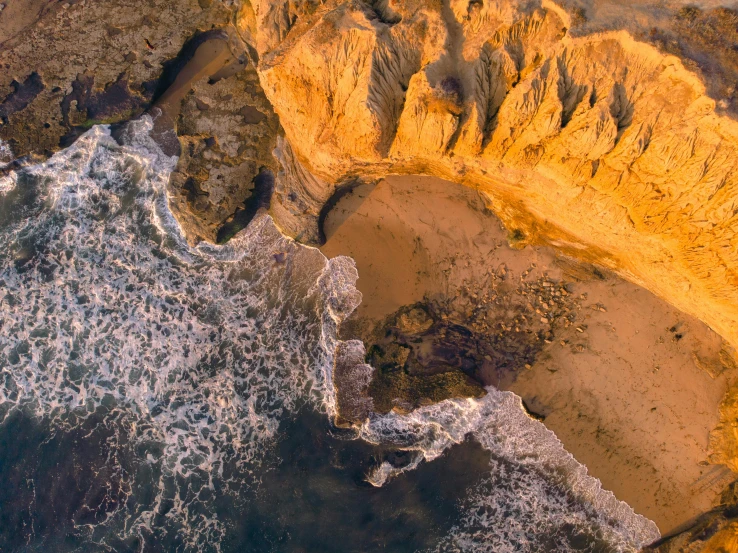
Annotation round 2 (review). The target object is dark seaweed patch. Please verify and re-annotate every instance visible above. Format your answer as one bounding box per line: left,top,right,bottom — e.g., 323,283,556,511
0,72,45,123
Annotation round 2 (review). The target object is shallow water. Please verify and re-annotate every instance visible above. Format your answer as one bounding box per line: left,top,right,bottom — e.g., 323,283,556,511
0,120,659,552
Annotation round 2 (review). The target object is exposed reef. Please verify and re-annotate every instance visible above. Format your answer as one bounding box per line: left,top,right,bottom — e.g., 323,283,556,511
0,0,280,243
1,0,230,156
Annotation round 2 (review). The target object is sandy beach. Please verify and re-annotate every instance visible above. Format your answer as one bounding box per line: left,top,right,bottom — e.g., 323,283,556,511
321,175,737,535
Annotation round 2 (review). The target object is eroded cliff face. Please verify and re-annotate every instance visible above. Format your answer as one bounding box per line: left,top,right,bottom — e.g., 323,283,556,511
241,0,738,356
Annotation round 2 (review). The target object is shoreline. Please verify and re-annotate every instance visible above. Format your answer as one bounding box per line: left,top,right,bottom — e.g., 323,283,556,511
320,174,737,535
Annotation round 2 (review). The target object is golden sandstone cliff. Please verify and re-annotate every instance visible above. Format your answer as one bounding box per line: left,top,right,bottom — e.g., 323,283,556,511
239,0,738,355
3,0,735,354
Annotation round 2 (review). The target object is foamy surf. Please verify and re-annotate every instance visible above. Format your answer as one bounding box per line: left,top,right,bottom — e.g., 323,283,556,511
0,119,361,550
0,138,12,168
0,118,659,552
360,389,660,551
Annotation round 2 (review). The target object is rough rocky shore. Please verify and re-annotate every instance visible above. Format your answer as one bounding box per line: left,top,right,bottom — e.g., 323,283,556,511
4,0,738,550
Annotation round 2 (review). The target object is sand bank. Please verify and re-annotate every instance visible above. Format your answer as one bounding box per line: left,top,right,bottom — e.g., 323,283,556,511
320,175,737,535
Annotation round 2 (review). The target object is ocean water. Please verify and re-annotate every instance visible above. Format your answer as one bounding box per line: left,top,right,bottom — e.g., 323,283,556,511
0,119,660,552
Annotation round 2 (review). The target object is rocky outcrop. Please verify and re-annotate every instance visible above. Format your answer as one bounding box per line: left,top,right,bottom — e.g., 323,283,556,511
244,0,738,356
0,0,231,156
0,0,281,244
340,272,577,417
359,303,487,415
166,46,281,243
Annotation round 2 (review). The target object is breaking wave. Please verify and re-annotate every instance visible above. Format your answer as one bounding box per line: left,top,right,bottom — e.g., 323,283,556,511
0,138,12,168
361,389,659,552
0,119,360,550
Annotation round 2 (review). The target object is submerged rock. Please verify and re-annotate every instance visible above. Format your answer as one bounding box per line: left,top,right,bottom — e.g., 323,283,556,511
349,280,580,416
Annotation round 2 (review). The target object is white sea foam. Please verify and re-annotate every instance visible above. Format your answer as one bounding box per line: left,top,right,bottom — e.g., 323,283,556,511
0,139,15,194
356,356,660,552
0,171,16,195
0,119,360,549
0,138,12,168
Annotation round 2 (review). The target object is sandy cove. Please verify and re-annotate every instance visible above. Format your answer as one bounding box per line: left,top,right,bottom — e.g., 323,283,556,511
320,174,737,536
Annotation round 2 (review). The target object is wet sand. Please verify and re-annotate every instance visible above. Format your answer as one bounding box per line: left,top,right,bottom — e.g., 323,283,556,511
320,174,737,535
143,34,237,157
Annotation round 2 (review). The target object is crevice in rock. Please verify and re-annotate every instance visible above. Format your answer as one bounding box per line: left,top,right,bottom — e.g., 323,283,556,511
610,81,634,145
556,54,588,129
216,168,275,244
363,0,401,26
475,11,556,148
367,40,421,157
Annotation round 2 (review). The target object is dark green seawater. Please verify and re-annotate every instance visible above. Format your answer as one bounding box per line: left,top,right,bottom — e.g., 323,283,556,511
0,408,494,552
